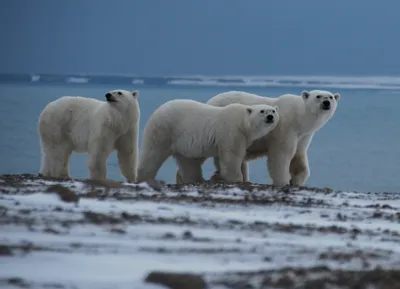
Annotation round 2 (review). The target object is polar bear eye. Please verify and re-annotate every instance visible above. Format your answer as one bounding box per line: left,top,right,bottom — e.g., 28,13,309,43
329,96,333,99
117,91,122,96
260,110,265,113
316,95,321,99
272,110,275,113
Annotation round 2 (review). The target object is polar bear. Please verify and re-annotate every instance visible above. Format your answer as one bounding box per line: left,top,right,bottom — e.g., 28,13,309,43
38,89,140,182
137,99,279,183
196,90,340,186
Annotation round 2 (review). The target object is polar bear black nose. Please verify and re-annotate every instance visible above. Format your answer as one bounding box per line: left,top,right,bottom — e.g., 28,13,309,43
105,93,112,100
266,114,274,122
323,100,330,106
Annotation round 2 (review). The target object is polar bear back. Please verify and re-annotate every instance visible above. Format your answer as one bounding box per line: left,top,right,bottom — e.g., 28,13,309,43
40,96,101,129
208,91,276,107
144,99,252,158
39,96,104,152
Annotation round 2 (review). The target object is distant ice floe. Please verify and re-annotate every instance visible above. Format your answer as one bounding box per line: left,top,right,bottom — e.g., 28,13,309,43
132,78,144,84
65,77,89,84
167,75,400,90
30,75,40,82
16,72,400,90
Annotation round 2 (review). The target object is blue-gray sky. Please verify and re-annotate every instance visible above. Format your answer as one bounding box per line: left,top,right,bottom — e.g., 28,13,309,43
1,0,400,76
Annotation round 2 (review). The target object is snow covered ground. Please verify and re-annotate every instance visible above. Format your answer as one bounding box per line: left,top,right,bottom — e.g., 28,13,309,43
1,174,400,289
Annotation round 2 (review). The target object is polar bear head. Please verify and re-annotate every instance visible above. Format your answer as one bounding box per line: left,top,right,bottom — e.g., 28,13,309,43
105,89,139,116
245,104,280,142
301,90,340,116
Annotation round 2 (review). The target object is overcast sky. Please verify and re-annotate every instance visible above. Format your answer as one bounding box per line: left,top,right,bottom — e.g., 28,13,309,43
1,0,400,76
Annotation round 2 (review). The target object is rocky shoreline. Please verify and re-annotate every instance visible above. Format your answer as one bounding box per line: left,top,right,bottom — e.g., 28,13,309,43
1,174,400,289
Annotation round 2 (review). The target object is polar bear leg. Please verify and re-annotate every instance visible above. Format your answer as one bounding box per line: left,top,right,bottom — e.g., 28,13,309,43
241,162,249,182
87,138,115,181
137,144,171,182
289,134,313,186
213,156,221,172
174,155,205,184
267,137,297,186
176,157,207,184
211,156,248,182
115,131,137,182
218,150,244,183
289,153,310,186
39,140,54,177
117,149,136,183
267,152,292,186
39,139,72,179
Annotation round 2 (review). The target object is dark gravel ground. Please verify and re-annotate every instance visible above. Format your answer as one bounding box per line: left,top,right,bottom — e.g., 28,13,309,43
1,174,400,289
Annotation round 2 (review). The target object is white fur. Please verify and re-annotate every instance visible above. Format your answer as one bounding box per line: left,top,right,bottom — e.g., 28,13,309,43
205,90,340,186
38,89,140,182
137,99,279,183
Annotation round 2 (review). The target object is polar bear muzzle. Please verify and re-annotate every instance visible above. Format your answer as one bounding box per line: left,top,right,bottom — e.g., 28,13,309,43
105,92,117,103
265,114,275,123
321,100,331,110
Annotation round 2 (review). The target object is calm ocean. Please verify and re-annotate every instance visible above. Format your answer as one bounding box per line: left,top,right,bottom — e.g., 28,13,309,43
1,77,399,193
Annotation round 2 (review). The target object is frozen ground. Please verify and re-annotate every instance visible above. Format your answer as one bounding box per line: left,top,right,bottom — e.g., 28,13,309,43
1,174,400,289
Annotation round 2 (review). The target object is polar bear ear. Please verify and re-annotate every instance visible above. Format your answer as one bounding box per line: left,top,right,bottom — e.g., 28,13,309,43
333,93,340,101
302,90,310,100
131,91,139,99
246,108,253,114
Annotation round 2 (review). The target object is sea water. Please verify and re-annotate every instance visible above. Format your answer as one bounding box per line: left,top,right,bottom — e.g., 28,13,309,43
1,75,399,193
